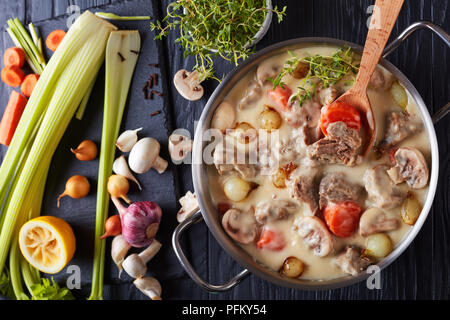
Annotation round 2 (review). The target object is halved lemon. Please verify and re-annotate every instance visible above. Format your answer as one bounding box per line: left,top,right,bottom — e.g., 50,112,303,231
19,216,76,274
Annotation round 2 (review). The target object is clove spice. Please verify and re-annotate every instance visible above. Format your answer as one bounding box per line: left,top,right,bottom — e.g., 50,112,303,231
117,52,126,62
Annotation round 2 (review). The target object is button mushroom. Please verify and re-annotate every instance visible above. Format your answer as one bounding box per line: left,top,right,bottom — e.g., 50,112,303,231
222,208,258,244
177,191,199,223
293,216,333,257
359,207,399,237
122,240,162,278
211,101,236,131
134,277,162,300
129,138,168,174
168,133,193,163
173,69,204,101
387,147,429,189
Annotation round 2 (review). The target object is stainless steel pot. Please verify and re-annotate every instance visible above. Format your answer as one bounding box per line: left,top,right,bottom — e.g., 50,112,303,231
173,21,450,292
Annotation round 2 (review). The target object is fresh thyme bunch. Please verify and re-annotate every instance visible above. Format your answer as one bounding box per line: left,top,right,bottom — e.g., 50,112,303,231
151,0,287,82
269,46,360,106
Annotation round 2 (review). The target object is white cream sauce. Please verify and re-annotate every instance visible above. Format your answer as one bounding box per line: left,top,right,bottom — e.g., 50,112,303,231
207,45,431,280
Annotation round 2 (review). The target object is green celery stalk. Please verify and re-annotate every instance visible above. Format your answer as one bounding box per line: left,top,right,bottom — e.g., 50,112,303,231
88,30,141,300
0,11,117,275
9,235,29,300
6,28,40,74
75,75,97,120
7,19,43,74
28,23,46,67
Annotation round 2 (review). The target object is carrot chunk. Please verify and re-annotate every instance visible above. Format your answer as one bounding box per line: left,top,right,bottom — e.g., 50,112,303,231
0,91,28,146
257,228,286,251
3,47,26,68
20,74,40,98
46,30,66,52
1,66,25,87
323,201,362,238
320,101,361,136
267,86,293,110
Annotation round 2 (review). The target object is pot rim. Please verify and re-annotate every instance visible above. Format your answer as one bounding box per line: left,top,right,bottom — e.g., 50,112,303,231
192,37,439,290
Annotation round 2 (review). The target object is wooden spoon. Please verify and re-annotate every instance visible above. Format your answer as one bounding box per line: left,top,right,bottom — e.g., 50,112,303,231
333,0,404,156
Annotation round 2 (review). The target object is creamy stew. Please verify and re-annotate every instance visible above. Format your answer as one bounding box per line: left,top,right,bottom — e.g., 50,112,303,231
207,45,430,281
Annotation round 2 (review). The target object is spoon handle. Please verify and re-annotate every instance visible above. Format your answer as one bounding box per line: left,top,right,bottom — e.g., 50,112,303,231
353,0,404,95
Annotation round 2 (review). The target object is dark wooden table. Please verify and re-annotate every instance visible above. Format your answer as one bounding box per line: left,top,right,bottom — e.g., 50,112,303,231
0,0,448,300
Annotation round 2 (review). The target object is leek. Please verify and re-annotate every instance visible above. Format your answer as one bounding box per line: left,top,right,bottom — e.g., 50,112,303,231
0,11,117,277
88,31,140,300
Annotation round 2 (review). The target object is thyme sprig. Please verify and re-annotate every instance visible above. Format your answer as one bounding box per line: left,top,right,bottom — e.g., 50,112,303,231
151,0,287,81
269,46,359,106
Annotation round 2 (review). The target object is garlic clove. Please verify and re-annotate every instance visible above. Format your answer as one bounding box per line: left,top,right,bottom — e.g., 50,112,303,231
111,235,131,278
134,277,162,300
113,156,142,190
116,128,143,152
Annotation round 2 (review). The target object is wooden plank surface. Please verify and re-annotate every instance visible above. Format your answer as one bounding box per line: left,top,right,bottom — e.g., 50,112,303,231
0,0,449,300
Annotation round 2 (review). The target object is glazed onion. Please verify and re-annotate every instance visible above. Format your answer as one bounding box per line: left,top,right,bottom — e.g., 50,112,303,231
57,175,90,207
71,140,98,161
107,175,131,204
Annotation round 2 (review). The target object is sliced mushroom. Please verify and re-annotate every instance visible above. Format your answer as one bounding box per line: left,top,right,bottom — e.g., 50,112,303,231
387,147,429,189
359,207,399,237
173,69,204,101
222,208,258,244
177,191,199,223
168,133,193,162
239,81,263,109
211,101,236,131
254,200,298,224
293,216,333,257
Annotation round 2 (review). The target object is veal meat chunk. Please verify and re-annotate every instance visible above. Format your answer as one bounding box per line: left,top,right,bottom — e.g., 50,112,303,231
364,165,406,209
377,111,423,152
287,167,319,216
307,121,362,166
319,173,363,210
335,247,371,276
213,136,258,180
254,200,298,224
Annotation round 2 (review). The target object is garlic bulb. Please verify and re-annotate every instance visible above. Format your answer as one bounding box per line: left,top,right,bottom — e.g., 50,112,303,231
113,156,142,190
116,128,143,152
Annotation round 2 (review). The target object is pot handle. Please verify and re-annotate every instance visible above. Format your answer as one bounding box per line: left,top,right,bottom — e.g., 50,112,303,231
172,210,250,293
383,21,450,123
383,21,450,58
